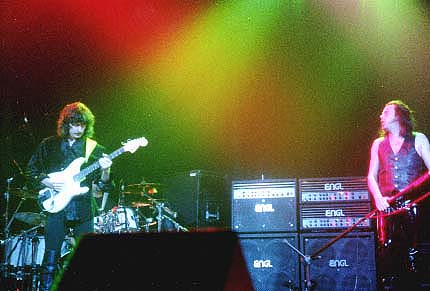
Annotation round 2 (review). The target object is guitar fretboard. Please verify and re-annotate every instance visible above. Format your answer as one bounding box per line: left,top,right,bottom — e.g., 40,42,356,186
73,147,125,182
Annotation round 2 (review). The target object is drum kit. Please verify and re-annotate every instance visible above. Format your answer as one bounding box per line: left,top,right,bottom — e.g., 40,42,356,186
0,185,73,291
0,180,186,291
93,182,187,234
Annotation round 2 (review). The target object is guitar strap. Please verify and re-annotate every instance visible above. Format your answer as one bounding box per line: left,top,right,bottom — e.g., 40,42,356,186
85,138,97,163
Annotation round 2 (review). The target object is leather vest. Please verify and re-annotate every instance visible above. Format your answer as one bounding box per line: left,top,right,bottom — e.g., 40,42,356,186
378,133,426,197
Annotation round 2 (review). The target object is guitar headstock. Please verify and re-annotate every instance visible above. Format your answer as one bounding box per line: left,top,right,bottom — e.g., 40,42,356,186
122,137,148,153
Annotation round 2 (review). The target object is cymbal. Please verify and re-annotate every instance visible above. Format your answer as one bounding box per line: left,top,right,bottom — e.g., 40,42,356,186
131,202,152,208
125,183,163,189
15,212,46,226
124,183,162,196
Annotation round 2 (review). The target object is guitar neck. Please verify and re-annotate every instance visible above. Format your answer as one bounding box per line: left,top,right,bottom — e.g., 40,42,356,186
74,147,125,182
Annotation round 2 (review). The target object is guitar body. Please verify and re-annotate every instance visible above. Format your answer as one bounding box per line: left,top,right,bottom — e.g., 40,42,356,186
37,137,148,213
38,157,90,213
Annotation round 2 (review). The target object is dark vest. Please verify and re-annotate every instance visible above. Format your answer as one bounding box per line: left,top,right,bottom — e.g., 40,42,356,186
377,133,426,197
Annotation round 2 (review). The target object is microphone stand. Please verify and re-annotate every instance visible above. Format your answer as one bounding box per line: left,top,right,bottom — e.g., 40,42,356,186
282,238,315,291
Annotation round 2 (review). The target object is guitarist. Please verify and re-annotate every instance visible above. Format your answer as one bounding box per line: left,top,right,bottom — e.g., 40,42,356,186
367,100,430,290
27,101,113,291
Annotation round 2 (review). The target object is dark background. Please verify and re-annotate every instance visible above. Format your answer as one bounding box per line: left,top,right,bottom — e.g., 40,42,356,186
1,1,430,231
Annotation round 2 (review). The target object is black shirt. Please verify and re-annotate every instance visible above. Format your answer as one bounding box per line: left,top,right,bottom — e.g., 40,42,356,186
28,136,110,221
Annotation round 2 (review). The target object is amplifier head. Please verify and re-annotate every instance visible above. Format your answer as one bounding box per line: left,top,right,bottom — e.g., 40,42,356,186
299,202,373,231
232,179,297,233
299,176,370,203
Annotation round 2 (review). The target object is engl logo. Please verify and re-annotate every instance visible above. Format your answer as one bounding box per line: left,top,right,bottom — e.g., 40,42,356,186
255,204,274,213
253,259,273,268
329,259,349,267
324,182,343,191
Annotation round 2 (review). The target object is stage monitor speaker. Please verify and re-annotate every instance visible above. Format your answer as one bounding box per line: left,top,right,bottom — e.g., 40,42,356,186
162,170,230,230
300,231,376,291
53,231,253,291
238,233,300,291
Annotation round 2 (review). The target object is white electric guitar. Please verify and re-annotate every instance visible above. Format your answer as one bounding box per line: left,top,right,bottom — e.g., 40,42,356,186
38,137,148,213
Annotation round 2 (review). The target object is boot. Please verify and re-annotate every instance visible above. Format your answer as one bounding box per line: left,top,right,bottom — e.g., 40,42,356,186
39,250,57,291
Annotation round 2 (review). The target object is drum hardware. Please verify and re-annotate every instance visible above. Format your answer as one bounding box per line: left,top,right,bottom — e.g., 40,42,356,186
2,224,45,290
131,201,152,208
154,201,188,232
4,177,20,241
2,227,73,291
132,190,186,232
160,213,188,232
15,212,47,226
112,206,139,233
205,202,220,221
94,206,140,233
124,182,164,193
133,204,156,232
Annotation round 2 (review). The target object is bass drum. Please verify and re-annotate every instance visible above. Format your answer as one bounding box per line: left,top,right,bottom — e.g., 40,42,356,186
94,206,139,233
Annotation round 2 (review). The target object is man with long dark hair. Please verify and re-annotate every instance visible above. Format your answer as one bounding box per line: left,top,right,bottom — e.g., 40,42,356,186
367,100,430,290
28,101,113,290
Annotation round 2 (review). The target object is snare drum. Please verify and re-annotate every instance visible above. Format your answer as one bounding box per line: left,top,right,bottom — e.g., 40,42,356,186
5,235,72,267
94,207,139,233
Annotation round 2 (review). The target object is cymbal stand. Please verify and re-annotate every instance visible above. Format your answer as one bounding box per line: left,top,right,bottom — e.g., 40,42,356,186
3,177,14,241
155,202,165,233
5,196,26,239
2,179,24,279
2,177,13,279
161,214,188,232
154,201,188,232
120,206,131,232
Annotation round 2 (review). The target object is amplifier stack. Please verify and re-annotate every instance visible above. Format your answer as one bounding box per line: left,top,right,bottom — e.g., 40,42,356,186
232,178,301,291
231,176,377,291
299,176,372,232
298,176,377,291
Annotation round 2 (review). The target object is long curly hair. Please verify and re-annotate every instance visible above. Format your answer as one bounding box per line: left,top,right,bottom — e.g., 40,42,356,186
56,102,95,138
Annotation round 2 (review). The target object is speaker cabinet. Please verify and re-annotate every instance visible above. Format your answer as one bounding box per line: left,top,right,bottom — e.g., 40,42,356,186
162,170,230,230
300,231,376,291
53,231,253,291
238,233,300,291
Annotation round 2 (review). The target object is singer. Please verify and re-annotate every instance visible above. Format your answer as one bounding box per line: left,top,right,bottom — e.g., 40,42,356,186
367,100,430,290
